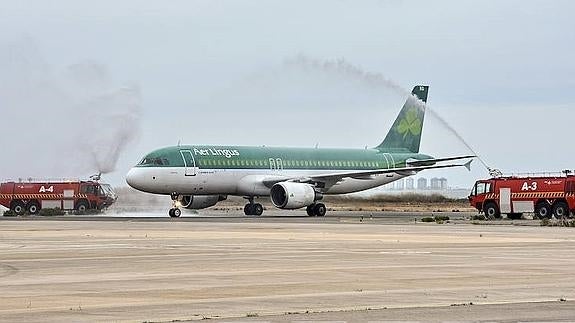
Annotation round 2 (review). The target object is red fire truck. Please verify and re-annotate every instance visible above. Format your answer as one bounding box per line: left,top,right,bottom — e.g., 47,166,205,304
469,172,575,219
0,179,117,215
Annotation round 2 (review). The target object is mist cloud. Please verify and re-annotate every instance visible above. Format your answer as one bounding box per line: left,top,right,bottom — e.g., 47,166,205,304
0,37,141,180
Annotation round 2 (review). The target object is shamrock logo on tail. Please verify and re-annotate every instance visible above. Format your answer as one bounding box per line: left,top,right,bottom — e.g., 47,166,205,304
396,108,422,138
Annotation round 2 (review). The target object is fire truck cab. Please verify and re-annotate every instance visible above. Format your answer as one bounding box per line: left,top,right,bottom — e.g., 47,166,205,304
469,173,575,219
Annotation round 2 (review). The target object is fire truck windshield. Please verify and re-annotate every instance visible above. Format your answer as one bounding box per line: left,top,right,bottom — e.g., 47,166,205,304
100,184,116,197
471,181,491,196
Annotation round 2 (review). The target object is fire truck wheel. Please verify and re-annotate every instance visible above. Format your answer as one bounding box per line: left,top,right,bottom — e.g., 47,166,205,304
552,202,570,219
483,202,500,218
535,202,551,219
27,201,40,215
11,201,26,215
76,201,89,213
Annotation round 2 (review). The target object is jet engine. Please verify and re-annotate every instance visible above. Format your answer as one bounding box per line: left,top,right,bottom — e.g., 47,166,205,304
270,182,321,209
180,195,227,209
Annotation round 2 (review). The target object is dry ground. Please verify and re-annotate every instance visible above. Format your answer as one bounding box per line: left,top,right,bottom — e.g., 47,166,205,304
1,215,574,322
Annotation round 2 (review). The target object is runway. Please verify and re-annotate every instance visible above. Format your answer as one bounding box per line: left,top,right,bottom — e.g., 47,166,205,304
1,213,574,322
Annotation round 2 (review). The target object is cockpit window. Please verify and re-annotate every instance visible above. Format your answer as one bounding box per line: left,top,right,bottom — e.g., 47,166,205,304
138,157,170,166
136,148,187,167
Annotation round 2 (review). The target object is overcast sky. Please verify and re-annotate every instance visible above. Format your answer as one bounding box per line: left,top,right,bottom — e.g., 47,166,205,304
0,0,574,189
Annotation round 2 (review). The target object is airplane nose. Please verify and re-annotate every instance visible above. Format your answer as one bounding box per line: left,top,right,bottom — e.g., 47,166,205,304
126,168,139,189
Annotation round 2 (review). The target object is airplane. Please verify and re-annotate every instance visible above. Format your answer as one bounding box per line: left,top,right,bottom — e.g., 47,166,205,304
126,85,474,217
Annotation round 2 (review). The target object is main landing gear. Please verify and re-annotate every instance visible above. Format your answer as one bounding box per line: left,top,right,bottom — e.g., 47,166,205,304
244,197,264,216
306,203,327,217
169,192,182,218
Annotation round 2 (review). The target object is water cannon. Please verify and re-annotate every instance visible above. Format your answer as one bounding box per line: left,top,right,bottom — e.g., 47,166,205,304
488,167,503,178
90,172,102,181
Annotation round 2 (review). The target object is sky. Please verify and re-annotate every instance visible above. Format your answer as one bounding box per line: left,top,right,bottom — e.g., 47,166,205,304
0,0,574,189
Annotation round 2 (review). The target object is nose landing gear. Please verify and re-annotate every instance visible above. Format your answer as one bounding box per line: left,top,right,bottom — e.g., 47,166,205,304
169,208,182,217
169,192,182,218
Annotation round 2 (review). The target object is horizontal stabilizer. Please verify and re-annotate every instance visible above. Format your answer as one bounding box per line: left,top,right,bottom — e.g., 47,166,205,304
464,159,473,171
406,155,476,167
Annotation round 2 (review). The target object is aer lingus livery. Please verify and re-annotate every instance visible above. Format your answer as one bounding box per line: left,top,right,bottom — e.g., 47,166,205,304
126,86,473,217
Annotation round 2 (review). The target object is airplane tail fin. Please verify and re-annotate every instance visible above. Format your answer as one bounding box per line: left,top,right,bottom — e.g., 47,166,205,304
375,85,429,153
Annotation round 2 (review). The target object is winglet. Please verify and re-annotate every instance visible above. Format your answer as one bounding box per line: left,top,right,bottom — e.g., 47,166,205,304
464,160,473,171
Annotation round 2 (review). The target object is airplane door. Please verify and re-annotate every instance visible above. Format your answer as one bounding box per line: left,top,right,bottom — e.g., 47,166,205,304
180,150,197,176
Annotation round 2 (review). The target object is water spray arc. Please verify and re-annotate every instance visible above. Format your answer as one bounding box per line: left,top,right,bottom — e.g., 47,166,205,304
285,55,492,173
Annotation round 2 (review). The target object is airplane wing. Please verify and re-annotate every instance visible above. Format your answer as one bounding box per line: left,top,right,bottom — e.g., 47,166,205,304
262,158,473,189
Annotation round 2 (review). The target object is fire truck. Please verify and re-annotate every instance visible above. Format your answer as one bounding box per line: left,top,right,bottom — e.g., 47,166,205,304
469,171,575,219
0,179,117,215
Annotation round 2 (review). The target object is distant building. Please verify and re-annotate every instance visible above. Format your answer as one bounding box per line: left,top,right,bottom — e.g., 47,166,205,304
406,177,414,190
439,177,448,190
417,177,427,190
430,177,440,189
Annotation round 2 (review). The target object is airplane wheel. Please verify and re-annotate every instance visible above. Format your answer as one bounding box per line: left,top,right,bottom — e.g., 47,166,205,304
306,205,315,216
314,203,327,217
253,203,263,216
244,204,254,216
169,208,181,217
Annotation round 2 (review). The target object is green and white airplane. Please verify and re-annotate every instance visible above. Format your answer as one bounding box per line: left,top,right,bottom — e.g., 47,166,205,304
126,85,473,217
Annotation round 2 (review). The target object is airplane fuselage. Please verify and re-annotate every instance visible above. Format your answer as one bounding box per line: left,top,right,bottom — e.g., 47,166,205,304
126,145,433,196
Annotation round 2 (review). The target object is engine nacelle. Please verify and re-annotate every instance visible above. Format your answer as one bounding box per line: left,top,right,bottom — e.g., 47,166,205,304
180,195,227,209
270,182,320,209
